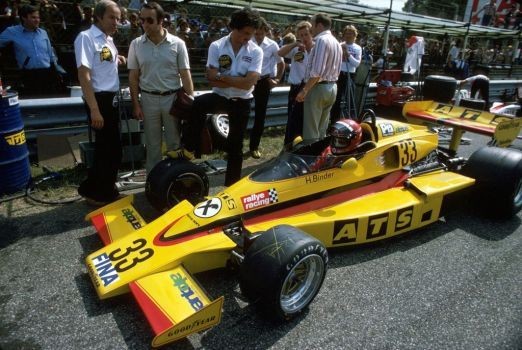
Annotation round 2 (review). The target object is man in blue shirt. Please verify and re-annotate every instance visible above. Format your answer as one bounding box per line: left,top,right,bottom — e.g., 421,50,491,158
0,4,66,96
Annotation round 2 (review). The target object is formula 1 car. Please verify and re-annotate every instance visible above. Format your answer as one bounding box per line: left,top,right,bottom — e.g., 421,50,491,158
84,101,522,348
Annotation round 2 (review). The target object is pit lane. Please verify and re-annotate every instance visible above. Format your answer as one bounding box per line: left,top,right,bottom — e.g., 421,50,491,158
0,134,521,350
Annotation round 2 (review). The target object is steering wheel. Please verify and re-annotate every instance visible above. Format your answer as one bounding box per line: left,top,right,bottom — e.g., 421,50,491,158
287,154,311,176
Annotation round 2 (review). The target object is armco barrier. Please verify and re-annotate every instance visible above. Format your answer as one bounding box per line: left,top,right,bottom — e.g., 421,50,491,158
19,79,522,146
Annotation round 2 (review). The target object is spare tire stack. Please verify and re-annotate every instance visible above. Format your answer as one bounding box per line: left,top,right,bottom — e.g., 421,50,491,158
423,75,457,103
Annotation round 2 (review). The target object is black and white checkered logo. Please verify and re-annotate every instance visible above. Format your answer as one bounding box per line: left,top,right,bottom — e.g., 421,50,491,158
268,188,278,203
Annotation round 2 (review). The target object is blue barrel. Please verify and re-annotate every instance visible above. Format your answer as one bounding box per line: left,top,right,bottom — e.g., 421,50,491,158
0,91,30,195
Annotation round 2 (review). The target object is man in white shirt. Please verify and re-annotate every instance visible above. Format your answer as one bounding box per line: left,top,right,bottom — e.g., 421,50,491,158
278,20,313,144
127,1,194,173
249,17,284,159
180,8,263,186
331,24,361,122
74,0,126,205
296,13,342,141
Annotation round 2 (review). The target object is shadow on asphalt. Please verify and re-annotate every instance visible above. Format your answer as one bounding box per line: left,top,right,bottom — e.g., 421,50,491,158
0,200,91,249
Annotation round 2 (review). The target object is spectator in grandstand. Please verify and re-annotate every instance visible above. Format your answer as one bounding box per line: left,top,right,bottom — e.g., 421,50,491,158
330,24,361,122
128,11,142,39
278,20,314,145
128,1,194,173
0,3,67,96
504,4,517,29
176,17,192,46
188,18,204,49
296,13,342,141
118,7,130,28
79,6,93,31
475,0,497,26
272,26,283,47
445,39,461,73
161,13,175,34
74,0,126,205
0,0,14,32
38,0,62,40
249,17,284,159
178,7,262,186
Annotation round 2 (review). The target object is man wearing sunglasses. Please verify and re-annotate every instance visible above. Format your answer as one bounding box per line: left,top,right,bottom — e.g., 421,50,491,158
177,7,262,187
127,2,194,173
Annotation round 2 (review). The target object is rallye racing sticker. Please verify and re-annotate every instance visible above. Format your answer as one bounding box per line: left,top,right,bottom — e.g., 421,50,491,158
241,188,278,211
194,198,222,218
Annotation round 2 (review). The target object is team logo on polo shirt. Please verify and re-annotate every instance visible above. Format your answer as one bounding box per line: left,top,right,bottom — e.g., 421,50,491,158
294,51,305,63
100,46,113,62
218,55,232,69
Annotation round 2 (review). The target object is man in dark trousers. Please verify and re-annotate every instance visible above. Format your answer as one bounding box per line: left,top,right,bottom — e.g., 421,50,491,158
248,17,284,159
74,0,126,205
179,7,262,186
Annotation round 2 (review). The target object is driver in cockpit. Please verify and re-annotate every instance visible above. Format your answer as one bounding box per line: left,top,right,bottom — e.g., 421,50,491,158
311,119,362,171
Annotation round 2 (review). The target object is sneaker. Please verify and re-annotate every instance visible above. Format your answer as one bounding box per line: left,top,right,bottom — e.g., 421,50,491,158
167,148,195,160
251,149,262,159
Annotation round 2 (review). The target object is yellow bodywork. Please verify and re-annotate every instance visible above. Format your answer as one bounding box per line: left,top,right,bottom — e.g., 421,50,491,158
84,115,482,347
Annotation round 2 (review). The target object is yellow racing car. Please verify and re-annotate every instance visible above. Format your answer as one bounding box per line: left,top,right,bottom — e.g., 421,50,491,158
84,101,522,348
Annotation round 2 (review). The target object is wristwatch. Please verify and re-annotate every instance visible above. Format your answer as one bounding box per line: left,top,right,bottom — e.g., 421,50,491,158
216,72,222,81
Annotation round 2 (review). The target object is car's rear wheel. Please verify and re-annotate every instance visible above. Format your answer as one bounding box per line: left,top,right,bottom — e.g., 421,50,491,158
239,225,328,319
423,75,456,103
461,146,522,218
146,158,209,212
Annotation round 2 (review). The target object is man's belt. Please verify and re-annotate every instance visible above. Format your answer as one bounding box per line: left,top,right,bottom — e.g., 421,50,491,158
141,89,177,96
317,81,336,84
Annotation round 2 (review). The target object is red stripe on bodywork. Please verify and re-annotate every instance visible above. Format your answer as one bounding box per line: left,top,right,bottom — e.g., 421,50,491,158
129,281,174,335
152,216,222,247
405,111,494,136
245,170,409,226
91,213,111,246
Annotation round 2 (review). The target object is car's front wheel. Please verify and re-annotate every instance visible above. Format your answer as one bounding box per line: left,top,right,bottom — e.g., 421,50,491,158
239,225,328,319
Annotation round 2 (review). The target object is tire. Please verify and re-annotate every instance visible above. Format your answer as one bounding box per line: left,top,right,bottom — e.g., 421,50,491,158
208,114,229,150
423,75,456,103
461,147,522,218
145,158,209,212
239,225,328,320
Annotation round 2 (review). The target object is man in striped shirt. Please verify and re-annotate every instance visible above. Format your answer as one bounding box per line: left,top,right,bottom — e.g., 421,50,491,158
296,13,342,141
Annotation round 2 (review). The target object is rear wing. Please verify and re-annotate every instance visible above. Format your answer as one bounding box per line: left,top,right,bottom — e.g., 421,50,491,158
403,101,522,152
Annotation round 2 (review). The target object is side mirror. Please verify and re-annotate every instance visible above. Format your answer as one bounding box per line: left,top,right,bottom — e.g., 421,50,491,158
341,157,358,170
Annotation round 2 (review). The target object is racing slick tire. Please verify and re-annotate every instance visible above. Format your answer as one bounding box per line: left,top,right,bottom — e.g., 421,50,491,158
423,75,456,103
146,158,209,212
239,225,328,320
462,146,522,218
208,114,229,150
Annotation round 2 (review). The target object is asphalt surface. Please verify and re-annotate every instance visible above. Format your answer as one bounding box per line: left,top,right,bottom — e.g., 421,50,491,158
1,133,521,350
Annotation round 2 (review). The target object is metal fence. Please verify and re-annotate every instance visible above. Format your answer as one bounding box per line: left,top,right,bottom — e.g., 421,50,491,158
19,79,522,142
